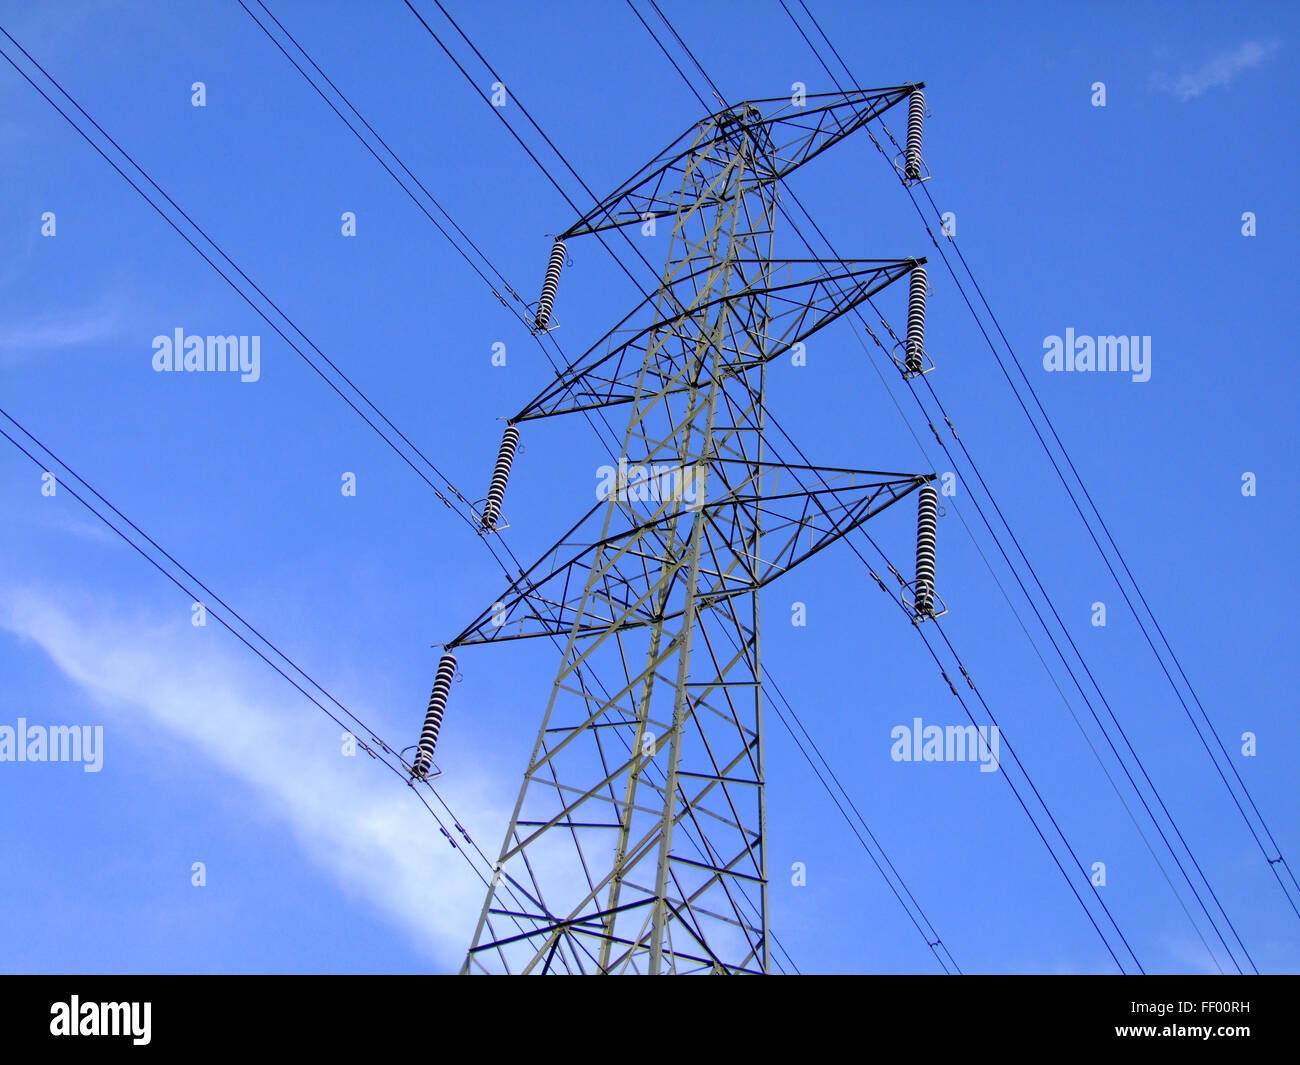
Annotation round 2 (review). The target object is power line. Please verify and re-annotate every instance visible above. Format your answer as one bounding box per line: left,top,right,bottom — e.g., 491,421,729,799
768,0,1275,968
638,0,1252,972
629,0,1248,974
789,0,1299,925
9,2,1262,974
0,405,562,962
0,21,777,975
0,26,487,539
400,0,965,973
237,1,805,973
405,0,1141,973
243,0,977,975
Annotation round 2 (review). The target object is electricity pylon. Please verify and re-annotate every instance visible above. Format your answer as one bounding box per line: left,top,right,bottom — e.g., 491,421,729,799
443,87,933,974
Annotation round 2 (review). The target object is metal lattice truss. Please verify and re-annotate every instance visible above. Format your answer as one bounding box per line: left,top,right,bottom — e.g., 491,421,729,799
514,258,920,422
460,90,929,974
561,86,921,239
454,462,925,646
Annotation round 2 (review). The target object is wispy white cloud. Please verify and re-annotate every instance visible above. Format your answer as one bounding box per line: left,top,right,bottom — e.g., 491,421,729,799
0,302,123,365
0,587,506,970
30,510,121,546
1155,40,1283,101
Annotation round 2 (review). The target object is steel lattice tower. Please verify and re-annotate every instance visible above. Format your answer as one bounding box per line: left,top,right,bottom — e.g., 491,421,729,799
439,88,934,974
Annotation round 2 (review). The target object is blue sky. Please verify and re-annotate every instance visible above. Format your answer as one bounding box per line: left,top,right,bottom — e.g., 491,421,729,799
0,0,1296,974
